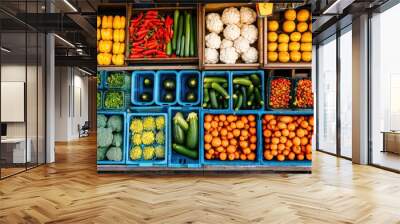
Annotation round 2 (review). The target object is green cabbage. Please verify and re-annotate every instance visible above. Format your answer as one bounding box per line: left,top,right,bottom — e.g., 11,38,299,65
106,147,122,161
107,115,123,132
97,114,107,128
97,127,113,147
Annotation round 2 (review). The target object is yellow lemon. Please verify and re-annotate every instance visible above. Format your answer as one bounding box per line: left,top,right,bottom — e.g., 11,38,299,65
283,21,296,33
278,43,288,52
289,42,301,51
268,20,279,32
297,22,308,33
290,32,301,42
302,51,312,62
267,42,278,51
301,32,312,42
300,42,312,52
278,33,289,43
268,52,278,62
284,9,296,21
279,52,290,63
290,51,302,62
268,32,278,42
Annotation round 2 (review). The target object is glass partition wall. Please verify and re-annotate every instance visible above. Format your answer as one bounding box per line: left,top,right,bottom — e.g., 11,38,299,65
0,2,46,179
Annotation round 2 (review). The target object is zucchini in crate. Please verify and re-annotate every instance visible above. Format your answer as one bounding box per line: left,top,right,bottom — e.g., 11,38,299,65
172,111,199,159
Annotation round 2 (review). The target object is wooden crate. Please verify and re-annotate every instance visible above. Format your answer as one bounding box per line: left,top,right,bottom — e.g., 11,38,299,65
200,3,264,70
125,4,200,65
263,10,312,69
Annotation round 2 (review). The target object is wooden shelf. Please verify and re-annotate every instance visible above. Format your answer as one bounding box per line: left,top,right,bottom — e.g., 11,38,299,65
263,63,312,70
98,65,199,71
202,63,261,70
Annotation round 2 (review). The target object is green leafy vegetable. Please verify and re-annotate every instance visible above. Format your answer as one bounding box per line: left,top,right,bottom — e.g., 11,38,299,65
97,91,102,109
106,72,128,88
104,91,124,109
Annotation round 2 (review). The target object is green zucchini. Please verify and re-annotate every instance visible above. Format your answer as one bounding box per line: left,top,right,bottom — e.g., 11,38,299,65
180,35,185,57
184,12,191,57
235,94,243,111
209,89,218,109
233,78,253,86
203,87,210,103
241,86,247,109
247,84,254,96
211,82,229,99
204,77,227,83
254,87,261,106
173,144,198,159
174,112,189,131
173,120,185,145
250,74,260,85
172,10,180,51
185,112,198,150
176,15,184,55
247,94,254,106
166,42,172,56
190,12,195,56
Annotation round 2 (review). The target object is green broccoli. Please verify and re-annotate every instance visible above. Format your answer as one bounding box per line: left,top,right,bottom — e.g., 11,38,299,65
143,116,156,131
104,91,124,109
155,145,164,159
97,127,113,148
143,146,155,160
97,147,108,160
107,72,129,88
97,114,107,128
106,147,122,161
107,115,123,132
112,133,123,147
155,116,165,130
155,131,165,144
130,146,142,160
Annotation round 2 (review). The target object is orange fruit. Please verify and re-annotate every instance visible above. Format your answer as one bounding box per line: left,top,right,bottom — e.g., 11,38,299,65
228,153,235,161
306,153,312,161
290,51,302,62
297,9,310,22
284,9,297,21
205,153,212,160
297,153,305,160
283,21,296,33
268,32,278,42
297,22,308,32
268,42,278,52
301,32,312,43
247,153,256,161
296,129,305,137
288,123,296,131
277,154,285,161
278,43,288,52
288,152,295,160
240,154,247,160
219,152,227,161
278,144,285,151
264,152,273,160
290,32,302,42
300,137,308,146
278,33,290,43
280,136,287,144
268,51,278,62
302,51,312,62
271,137,280,145
293,137,301,146
268,20,279,31
289,42,301,51
282,129,290,137
278,52,290,63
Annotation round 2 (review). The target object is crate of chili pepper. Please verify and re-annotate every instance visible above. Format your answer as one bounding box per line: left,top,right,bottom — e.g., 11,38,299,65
292,78,313,109
126,5,199,64
266,76,293,110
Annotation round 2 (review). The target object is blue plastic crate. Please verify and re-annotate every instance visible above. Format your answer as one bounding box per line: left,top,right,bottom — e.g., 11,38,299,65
125,113,168,167
129,106,168,113
155,70,178,106
266,76,294,111
201,71,231,111
97,91,103,110
177,70,201,106
132,71,156,106
103,90,129,111
168,107,201,168
231,70,265,112
97,111,127,165
292,78,314,110
200,110,261,167
104,71,131,90
97,71,104,89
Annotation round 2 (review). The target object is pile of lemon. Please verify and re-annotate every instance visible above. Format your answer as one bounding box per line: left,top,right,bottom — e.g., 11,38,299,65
267,9,312,63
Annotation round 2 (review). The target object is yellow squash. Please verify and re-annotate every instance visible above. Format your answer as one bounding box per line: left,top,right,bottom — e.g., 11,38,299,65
112,54,124,66
113,42,125,55
98,40,113,53
102,15,113,28
97,53,112,66
113,29,125,42
101,28,113,41
113,16,126,29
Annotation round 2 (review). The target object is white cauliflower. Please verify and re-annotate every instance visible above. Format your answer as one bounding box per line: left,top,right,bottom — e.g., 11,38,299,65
241,47,258,63
221,7,240,25
206,13,224,34
220,39,233,49
241,24,258,44
205,32,221,49
220,47,239,64
233,36,250,54
204,48,219,64
223,24,240,41
240,7,257,25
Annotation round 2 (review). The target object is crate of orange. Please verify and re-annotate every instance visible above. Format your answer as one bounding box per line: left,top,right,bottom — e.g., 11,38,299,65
261,114,313,163
201,112,260,166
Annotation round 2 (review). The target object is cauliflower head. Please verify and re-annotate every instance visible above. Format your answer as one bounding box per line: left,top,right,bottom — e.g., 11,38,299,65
142,131,155,145
206,13,224,34
223,24,240,41
107,115,123,132
155,145,165,159
240,7,257,24
205,32,221,49
241,24,258,44
132,133,142,145
241,47,258,63
220,47,239,64
234,36,250,54
220,39,233,49
130,146,142,160
155,116,165,130
130,118,143,133
204,48,219,64
143,146,155,160
143,116,155,131
221,7,240,25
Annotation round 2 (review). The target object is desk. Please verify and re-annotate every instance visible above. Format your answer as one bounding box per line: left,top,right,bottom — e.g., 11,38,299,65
1,138,31,163
382,131,400,155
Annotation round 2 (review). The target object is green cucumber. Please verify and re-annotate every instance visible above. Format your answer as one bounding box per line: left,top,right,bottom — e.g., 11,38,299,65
173,120,185,145
173,144,198,159
180,35,185,57
203,87,210,103
176,15,184,55
255,87,261,106
235,94,243,111
166,42,172,56
247,84,254,96
184,12,191,57
211,82,229,99
250,74,260,85
209,89,218,109
186,112,198,150
233,78,253,86
247,94,254,106
241,86,247,109
172,10,180,51
204,77,227,83
190,12,195,57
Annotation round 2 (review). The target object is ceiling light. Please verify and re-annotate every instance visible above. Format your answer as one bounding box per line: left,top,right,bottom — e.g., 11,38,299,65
1,47,11,53
63,0,78,12
78,67,92,76
54,34,75,48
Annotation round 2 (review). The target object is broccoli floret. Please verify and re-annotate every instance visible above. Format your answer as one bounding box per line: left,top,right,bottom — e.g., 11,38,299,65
112,133,123,147
143,146,155,160
155,116,165,130
130,146,142,160
143,117,155,131
132,133,142,145
142,131,155,145
97,114,107,128
97,147,108,160
130,118,143,133
155,145,164,159
97,127,113,147
155,131,165,144
107,115,123,132
106,147,122,161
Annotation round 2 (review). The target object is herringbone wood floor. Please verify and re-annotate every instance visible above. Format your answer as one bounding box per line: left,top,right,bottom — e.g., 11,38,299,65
1,135,400,224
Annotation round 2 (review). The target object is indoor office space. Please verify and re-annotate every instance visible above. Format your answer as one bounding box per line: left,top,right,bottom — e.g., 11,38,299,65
0,0,400,223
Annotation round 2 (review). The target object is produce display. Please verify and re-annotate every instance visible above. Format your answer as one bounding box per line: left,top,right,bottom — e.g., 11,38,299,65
128,115,166,161
172,112,199,159
293,79,313,108
267,9,312,63
106,72,130,89
104,91,124,109
204,6,259,64
204,114,257,161
128,9,196,59
262,115,313,161
232,73,263,110
97,114,124,162
202,76,230,109
97,15,126,66
268,77,292,109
